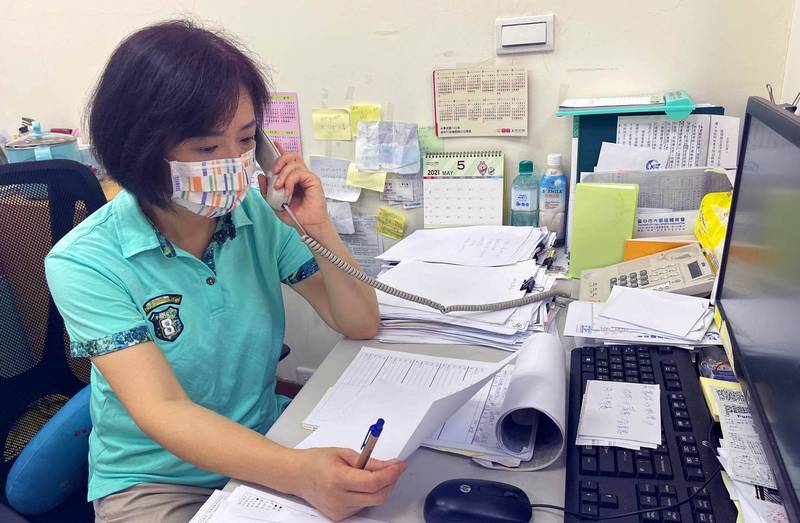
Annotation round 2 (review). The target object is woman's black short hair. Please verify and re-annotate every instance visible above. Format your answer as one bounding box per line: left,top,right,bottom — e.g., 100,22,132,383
88,20,271,208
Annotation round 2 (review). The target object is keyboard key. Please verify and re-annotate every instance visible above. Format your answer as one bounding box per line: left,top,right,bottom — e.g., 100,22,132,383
660,495,677,507
598,447,615,475
581,491,599,503
694,513,716,523
659,346,673,354
635,449,652,459
655,454,673,479
683,455,701,467
671,400,687,409
636,459,654,478
655,443,669,455
662,484,677,497
662,510,681,522
582,363,595,372
687,486,709,499
664,372,681,382
600,493,619,508
666,380,682,391
638,494,658,508
675,419,693,431
582,355,594,363
662,364,678,373
642,373,656,383
617,449,635,476
638,483,657,495
678,435,695,444
693,499,713,512
685,466,704,481
624,346,636,355
609,347,621,356
581,456,598,474
581,480,599,491
581,445,597,457
611,363,624,371
611,371,625,379
641,510,661,522
673,410,690,420
681,444,699,456
581,503,598,517
670,393,687,402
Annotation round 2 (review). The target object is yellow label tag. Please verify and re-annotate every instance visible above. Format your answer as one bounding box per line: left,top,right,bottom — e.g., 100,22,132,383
376,206,406,240
346,163,387,192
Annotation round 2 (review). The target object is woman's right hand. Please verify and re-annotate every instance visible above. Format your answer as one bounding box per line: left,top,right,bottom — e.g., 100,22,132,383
289,447,407,521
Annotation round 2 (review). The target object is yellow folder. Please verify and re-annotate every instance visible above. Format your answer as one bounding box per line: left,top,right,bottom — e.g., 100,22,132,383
569,183,639,278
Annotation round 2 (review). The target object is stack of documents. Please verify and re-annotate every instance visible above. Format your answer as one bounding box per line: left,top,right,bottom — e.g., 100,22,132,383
576,380,662,450
374,226,557,351
299,334,567,469
190,485,385,523
564,287,720,347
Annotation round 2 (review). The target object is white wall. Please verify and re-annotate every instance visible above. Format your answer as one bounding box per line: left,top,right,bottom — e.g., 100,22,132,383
1,0,795,381
783,0,800,102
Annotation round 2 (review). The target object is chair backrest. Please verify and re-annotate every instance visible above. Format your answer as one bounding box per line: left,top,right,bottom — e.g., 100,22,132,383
0,160,106,500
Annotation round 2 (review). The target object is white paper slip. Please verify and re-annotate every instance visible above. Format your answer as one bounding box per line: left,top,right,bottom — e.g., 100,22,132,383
309,156,362,202
713,388,777,489
210,485,386,522
596,142,670,171
600,287,710,338
560,95,664,109
326,201,355,235
189,490,229,523
378,225,546,266
576,380,661,449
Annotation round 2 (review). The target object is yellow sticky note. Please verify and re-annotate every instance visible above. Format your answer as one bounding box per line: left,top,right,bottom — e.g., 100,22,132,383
376,206,406,240
311,108,351,140
346,163,387,192
418,125,444,153
350,104,382,137
699,377,741,421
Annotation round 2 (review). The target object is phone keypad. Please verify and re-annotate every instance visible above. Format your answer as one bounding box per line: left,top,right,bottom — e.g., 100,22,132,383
609,265,682,292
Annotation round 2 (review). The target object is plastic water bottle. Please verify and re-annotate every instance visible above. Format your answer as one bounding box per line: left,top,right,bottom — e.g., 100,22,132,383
538,153,567,239
511,160,538,226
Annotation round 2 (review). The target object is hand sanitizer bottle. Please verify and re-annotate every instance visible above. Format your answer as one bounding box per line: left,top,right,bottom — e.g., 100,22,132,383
511,160,538,226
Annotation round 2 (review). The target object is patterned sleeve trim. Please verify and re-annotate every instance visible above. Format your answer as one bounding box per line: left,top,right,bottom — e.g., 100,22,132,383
70,325,153,358
281,258,320,285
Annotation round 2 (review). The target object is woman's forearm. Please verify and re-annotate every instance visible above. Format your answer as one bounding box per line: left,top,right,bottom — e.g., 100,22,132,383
138,398,304,495
304,221,379,339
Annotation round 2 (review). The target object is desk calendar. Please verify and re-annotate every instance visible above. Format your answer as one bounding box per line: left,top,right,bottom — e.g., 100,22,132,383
261,91,303,155
423,151,505,228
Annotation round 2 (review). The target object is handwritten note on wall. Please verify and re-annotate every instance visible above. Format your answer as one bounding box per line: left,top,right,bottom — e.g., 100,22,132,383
311,108,352,140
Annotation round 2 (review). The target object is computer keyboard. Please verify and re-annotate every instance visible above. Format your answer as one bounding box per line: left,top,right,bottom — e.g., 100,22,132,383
565,345,737,522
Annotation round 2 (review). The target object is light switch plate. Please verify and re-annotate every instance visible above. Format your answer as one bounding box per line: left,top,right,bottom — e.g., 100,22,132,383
496,15,554,55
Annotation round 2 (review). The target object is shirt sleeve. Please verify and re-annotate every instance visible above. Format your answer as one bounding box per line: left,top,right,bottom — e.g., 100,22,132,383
275,221,318,285
45,253,152,358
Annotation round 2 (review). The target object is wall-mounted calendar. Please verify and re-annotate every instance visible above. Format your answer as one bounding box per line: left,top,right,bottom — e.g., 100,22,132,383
262,92,303,155
423,151,505,228
433,67,528,138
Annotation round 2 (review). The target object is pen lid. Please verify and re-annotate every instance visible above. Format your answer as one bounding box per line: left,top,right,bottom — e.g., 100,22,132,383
369,418,384,437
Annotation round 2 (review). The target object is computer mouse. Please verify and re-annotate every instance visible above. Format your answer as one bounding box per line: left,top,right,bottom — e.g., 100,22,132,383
424,479,532,523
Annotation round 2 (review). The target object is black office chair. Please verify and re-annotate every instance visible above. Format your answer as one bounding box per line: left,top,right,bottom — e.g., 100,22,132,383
0,160,106,522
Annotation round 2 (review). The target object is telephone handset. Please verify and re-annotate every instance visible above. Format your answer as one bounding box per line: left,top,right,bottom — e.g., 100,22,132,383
253,128,567,313
254,128,291,210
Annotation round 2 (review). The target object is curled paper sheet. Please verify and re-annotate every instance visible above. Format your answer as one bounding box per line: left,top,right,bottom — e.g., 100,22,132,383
475,332,567,471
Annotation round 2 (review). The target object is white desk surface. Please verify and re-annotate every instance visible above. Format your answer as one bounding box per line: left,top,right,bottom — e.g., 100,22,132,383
224,280,579,522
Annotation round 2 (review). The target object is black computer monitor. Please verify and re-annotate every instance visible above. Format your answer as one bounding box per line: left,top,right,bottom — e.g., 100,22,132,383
717,96,800,521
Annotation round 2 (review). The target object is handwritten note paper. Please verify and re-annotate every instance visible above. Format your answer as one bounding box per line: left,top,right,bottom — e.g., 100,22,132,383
346,163,387,192
309,156,361,202
418,125,444,153
311,108,352,140
350,104,382,137
376,206,406,240
576,380,661,450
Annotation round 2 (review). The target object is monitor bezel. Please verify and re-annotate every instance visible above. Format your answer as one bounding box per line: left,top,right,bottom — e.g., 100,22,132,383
716,95,800,522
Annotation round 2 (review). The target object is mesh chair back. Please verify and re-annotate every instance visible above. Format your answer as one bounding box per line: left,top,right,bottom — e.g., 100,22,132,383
0,160,106,500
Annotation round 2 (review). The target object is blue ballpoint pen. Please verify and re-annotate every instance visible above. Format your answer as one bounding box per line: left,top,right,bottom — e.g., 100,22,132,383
356,418,385,469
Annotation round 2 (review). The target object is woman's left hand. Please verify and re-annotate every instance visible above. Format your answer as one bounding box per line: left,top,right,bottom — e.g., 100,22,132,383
260,142,329,230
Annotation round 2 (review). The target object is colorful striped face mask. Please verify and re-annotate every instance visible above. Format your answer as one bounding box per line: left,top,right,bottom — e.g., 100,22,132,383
168,148,259,218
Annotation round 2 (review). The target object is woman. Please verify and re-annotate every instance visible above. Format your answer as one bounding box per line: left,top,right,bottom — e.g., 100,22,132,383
45,20,405,522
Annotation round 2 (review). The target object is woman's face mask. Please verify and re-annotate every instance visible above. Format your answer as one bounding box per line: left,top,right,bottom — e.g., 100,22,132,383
167,148,258,218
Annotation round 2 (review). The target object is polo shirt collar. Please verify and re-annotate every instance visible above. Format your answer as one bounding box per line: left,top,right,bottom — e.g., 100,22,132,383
115,190,254,259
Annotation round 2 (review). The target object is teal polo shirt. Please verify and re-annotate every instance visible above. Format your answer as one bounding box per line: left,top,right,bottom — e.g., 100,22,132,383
45,188,317,501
